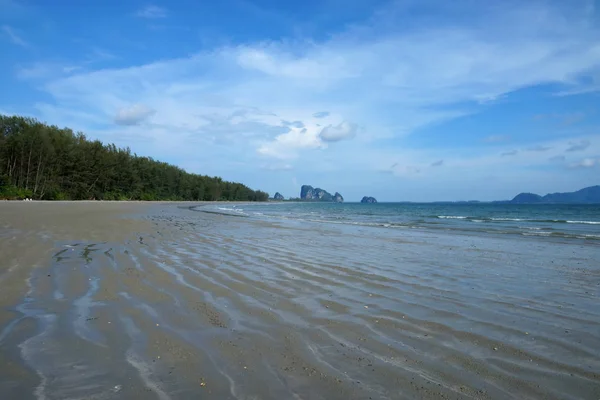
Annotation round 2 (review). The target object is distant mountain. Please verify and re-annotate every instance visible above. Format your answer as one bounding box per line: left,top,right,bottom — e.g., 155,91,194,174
510,193,543,203
272,192,284,201
360,196,377,203
510,186,600,204
300,185,344,202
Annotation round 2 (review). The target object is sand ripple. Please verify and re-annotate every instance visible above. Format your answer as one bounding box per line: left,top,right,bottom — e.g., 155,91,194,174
1,204,599,399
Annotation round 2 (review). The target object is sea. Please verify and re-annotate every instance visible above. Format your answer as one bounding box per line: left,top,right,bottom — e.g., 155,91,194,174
207,202,600,242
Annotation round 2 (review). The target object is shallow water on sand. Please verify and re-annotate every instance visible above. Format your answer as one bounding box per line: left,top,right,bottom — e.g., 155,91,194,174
1,204,599,399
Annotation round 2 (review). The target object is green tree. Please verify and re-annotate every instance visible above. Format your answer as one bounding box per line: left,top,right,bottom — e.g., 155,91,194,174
0,115,268,202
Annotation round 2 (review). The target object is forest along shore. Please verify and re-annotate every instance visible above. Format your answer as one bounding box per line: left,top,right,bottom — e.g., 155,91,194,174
0,202,599,400
0,115,268,201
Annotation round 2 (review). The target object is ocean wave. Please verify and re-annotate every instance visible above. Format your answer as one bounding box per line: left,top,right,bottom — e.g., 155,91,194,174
304,218,411,228
436,216,600,225
216,207,247,215
314,217,598,239
521,231,600,240
243,209,598,241
579,234,600,239
521,231,553,237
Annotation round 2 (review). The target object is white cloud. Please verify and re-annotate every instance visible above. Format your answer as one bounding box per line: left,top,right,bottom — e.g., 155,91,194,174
257,125,325,160
569,158,599,168
114,104,156,126
32,1,600,154
234,44,359,82
12,0,600,199
2,25,29,47
136,5,167,19
319,121,358,142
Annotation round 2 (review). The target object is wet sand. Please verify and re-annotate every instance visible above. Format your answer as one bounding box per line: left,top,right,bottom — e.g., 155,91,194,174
0,202,599,399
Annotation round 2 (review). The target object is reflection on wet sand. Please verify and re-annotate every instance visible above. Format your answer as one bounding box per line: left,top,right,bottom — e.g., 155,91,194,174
0,202,599,399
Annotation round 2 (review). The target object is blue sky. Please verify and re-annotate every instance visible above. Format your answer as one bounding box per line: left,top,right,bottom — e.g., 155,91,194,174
1,0,599,201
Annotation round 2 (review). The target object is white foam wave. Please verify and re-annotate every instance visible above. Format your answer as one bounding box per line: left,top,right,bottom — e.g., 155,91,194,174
218,207,244,212
521,231,553,237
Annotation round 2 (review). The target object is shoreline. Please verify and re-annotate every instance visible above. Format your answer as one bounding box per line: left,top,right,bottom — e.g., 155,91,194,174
1,202,598,399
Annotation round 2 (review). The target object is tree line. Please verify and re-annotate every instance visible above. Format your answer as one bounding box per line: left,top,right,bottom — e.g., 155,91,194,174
0,115,269,201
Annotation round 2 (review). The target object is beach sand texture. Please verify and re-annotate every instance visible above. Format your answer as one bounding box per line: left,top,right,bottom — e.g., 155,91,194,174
0,202,599,399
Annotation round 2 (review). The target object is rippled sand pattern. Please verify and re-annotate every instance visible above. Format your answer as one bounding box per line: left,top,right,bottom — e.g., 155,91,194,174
0,203,599,399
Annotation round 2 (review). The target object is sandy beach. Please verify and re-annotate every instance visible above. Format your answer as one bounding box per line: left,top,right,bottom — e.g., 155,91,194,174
0,201,599,399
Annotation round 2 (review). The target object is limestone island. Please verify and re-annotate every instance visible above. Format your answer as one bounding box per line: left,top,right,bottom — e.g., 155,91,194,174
300,185,344,202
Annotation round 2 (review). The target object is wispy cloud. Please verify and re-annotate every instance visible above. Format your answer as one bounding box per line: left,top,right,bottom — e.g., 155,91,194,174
431,160,444,167
261,163,293,171
13,0,600,199
527,145,551,152
16,63,55,79
0,0,28,16
484,135,510,143
313,111,330,119
553,74,600,96
2,25,29,47
16,62,82,80
136,5,167,19
566,140,591,152
114,104,156,126
533,111,586,125
569,158,599,168
87,47,116,62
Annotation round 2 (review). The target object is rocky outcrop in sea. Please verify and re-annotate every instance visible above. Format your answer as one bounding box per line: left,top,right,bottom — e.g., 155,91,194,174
300,185,343,202
360,196,377,203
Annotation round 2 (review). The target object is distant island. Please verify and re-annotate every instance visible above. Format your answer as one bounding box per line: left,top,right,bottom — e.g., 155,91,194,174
300,185,344,202
0,115,269,201
273,186,600,204
272,192,285,201
507,185,600,204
